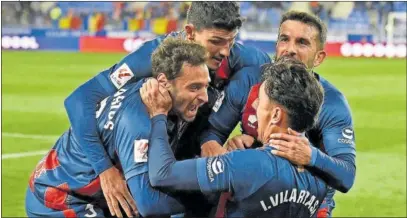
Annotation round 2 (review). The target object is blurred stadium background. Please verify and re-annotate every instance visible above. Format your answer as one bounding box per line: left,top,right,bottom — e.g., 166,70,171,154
1,1,406,217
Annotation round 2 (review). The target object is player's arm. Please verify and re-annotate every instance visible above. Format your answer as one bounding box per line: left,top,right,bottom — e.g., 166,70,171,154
149,115,271,196
200,67,261,156
64,39,159,175
308,98,356,193
270,93,356,193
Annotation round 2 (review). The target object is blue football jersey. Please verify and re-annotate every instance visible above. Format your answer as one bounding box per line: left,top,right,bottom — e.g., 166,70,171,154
148,115,327,218
28,80,186,214
64,31,271,176
201,66,356,216
196,148,328,217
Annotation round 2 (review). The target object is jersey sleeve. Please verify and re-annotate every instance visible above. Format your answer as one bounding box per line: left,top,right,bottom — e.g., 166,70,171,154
200,66,261,145
63,38,162,175
127,173,185,217
309,90,356,193
149,115,273,200
196,149,274,200
319,91,356,157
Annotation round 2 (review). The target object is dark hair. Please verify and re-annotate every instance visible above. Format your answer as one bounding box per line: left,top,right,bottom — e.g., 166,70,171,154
151,37,207,80
261,57,324,132
186,2,243,31
279,11,327,49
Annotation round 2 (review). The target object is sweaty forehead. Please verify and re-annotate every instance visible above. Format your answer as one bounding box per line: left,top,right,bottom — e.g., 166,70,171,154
178,64,209,82
279,20,318,41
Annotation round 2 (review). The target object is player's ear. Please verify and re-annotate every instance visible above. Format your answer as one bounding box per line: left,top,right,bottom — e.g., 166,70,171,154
313,50,326,68
156,73,170,88
184,24,196,41
270,107,282,126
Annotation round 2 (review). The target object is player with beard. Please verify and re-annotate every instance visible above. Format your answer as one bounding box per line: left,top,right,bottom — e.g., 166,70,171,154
140,58,327,218
63,2,271,216
200,11,356,217
26,38,211,218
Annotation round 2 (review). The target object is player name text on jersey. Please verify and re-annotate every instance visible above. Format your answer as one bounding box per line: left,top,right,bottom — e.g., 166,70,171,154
260,189,319,216
104,89,127,130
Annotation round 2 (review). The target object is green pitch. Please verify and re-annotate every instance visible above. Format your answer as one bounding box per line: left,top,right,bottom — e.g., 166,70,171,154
2,51,406,217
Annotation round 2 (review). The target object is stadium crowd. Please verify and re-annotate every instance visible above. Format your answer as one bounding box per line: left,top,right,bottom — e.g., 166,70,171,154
2,1,406,39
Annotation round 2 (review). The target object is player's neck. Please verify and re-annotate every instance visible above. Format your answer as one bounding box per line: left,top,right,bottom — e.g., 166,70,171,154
264,126,289,142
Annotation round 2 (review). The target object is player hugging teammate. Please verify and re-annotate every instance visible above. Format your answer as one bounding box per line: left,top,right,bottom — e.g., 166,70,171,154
26,2,356,218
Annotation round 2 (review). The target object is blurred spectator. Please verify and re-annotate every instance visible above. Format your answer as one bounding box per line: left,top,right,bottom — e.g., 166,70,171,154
331,2,355,19
1,1,403,44
289,2,312,14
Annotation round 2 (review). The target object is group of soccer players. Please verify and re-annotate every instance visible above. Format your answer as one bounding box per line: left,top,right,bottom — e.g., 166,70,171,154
25,2,356,218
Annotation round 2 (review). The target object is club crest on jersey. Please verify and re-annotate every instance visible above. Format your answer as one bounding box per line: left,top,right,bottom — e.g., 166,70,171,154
134,139,149,163
110,63,134,89
241,84,261,138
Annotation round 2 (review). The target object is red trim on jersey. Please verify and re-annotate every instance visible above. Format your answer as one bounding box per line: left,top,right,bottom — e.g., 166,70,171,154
29,149,60,192
63,209,77,218
216,58,230,79
29,171,35,192
44,183,70,210
317,207,328,218
76,178,101,196
215,192,232,218
44,149,60,170
241,83,261,138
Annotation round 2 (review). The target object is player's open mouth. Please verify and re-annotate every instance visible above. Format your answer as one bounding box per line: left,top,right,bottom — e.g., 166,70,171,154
212,57,222,64
188,104,198,114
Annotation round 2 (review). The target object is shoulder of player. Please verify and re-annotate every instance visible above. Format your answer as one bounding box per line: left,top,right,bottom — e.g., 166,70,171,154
116,84,151,128
225,149,274,175
230,65,262,85
318,75,350,110
317,75,353,126
229,42,270,68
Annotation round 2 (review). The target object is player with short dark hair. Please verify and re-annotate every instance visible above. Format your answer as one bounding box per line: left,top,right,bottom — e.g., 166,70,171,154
25,38,210,217
63,2,270,215
279,10,327,49
200,11,356,217
140,58,327,217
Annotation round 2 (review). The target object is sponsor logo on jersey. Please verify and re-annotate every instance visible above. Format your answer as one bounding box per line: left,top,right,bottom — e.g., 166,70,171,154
207,157,224,182
338,127,355,145
110,63,134,89
342,127,354,139
134,139,149,163
212,158,224,175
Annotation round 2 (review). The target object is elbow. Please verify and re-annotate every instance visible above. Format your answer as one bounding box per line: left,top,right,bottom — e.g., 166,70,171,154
149,175,162,188
337,167,356,193
148,169,169,188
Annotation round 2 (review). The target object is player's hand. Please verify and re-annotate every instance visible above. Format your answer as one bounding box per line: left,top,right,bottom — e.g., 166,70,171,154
225,134,255,151
201,140,227,157
268,128,312,166
140,78,172,118
100,166,138,218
